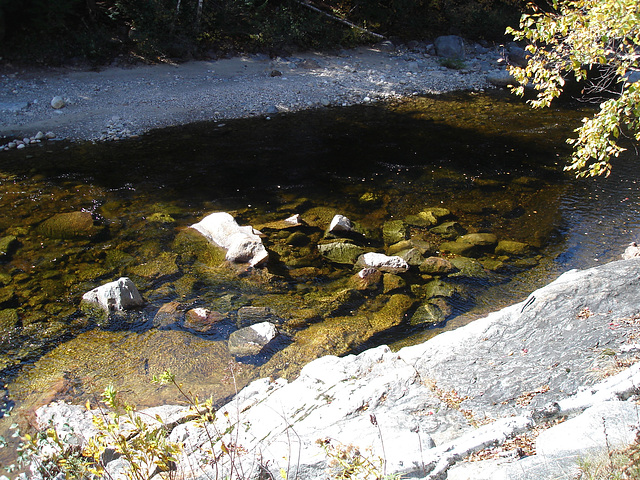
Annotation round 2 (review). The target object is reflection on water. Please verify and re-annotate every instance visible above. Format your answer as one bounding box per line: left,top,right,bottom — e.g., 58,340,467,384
0,91,639,450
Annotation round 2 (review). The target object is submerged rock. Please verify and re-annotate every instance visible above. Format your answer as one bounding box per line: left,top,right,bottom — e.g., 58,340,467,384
184,308,225,333
0,235,18,258
495,239,531,256
430,221,465,240
228,322,278,356
318,240,366,265
419,256,456,275
237,306,283,328
190,212,268,267
383,220,409,245
38,211,101,239
81,277,144,314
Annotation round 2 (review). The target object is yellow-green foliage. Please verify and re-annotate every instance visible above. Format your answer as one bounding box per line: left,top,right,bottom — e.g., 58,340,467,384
507,0,640,177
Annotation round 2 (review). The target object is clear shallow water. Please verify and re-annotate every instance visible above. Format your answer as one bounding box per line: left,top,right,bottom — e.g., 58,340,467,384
0,91,639,460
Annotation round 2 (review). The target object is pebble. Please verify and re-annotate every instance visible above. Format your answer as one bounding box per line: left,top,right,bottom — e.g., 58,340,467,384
0,131,56,151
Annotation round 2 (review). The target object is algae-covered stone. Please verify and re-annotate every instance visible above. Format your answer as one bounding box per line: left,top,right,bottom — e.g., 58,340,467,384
382,274,407,294
38,211,101,239
459,233,498,248
419,257,456,275
410,302,446,326
387,240,414,256
424,207,451,221
416,279,457,300
184,308,225,333
148,212,175,223
383,220,408,245
0,286,16,308
397,248,426,267
439,240,477,257
237,306,283,328
448,257,491,280
369,294,414,331
318,240,366,265
0,236,18,258
173,228,227,266
495,240,531,256
405,213,436,228
128,252,179,279
430,221,465,240
286,231,309,247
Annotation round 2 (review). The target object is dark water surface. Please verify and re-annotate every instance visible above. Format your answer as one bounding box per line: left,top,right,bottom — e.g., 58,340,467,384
0,91,639,453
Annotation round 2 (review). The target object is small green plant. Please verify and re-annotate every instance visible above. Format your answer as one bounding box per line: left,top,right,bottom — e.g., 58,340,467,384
438,57,466,70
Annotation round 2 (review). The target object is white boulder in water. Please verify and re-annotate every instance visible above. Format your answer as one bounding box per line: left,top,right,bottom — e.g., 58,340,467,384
190,212,268,267
81,277,144,312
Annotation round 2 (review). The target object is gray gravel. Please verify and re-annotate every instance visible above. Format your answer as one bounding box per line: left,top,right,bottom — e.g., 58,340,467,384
0,43,507,146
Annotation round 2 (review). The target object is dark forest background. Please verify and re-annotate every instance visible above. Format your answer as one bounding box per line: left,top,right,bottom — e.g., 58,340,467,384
0,0,537,65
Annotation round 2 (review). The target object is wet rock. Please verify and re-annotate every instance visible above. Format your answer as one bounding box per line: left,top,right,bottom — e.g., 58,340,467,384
369,294,414,331
328,214,355,235
439,239,477,257
434,35,465,59
382,273,406,294
383,220,408,245
237,306,283,328
405,212,436,228
285,231,309,247
356,252,410,273
622,242,640,260
318,240,366,265
430,221,465,240
397,247,425,267
190,212,268,267
448,257,490,280
0,286,17,308
148,212,175,223
349,268,382,291
419,256,456,275
416,278,458,300
358,192,383,205
495,240,531,256
184,308,225,333
0,235,18,258
460,233,497,248
387,240,414,256
410,302,446,326
152,301,183,329
480,257,506,271
256,214,306,231
38,211,101,239
424,207,452,222
81,277,144,314
228,322,278,356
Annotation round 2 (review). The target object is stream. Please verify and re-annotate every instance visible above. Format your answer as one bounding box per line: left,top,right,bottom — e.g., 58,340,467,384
0,91,639,457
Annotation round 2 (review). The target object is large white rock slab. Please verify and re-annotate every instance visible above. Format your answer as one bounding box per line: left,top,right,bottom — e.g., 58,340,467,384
190,212,268,267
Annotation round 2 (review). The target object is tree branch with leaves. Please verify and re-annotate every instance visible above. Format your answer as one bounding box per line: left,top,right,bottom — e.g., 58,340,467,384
506,0,640,177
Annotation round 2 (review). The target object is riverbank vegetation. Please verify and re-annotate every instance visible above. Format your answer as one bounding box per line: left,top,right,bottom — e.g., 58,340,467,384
0,0,527,65
507,0,640,177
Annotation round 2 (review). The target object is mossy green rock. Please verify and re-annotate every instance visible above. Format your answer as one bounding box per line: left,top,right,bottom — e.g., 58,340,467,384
397,247,426,267
317,240,365,265
439,240,477,257
369,294,414,331
383,220,408,245
449,257,491,280
38,211,101,239
172,228,226,266
459,233,498,248
495,240,531,256
429,221,465,240
409,302,446,326
148,212,175,223
419,256,456,275
0,235,18,258
416,279,457,299
382,273,407,294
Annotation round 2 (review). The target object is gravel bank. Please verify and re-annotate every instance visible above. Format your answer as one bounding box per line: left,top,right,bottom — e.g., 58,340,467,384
0,42,507,146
